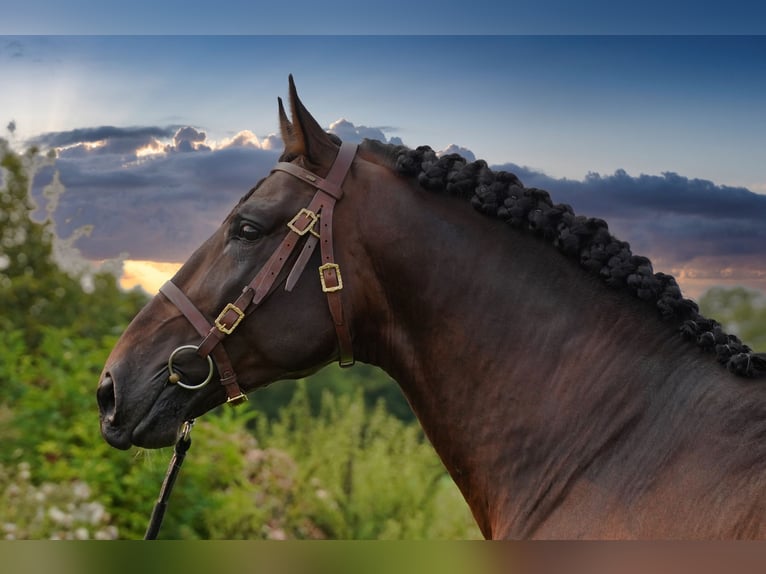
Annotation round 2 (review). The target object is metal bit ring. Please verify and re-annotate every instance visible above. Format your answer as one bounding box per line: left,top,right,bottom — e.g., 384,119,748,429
167,345,214,390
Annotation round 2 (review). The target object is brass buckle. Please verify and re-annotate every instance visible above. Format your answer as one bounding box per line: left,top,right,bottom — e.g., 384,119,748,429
215,303,245,335
309,214,321,238
319,262,343,293
287,208,319,237
227,393,249,406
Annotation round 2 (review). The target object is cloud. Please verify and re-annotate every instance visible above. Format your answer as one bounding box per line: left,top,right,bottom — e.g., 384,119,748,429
173,126,210,152
219,130,262,150
328,118,402,145
260,133,282,150
493,161,766,296
30,125,282,262
28,118,406,264
438,144,476,162
31,126,178,148
26,120,765,299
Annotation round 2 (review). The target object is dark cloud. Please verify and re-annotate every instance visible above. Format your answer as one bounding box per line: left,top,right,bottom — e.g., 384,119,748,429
29,126,280,262
502,165,766,221
328,119,401,145
26,119,406,263
28,120,392,263
493,161,766,293
173,126,210,153
30,125,178,149
25,121,765,299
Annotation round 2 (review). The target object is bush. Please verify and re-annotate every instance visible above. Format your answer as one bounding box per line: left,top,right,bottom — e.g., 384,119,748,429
187,384,481,539
0,327,171,538
0,326,480,539
0,461,118,540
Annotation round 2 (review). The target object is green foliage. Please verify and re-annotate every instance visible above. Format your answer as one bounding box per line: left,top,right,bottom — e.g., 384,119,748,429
249,362,416,423
0,327,171,539
0,141,147,348
0,326,479,539
0,137,480,540
123,384,480,539
213,384,480,539
699,286,766,352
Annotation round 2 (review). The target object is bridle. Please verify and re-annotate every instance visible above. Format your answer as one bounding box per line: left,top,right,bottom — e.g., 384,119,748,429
157,141,358,405
146,142,357,539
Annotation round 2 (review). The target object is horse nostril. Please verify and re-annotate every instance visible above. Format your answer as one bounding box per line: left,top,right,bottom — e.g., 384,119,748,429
97,373,117,424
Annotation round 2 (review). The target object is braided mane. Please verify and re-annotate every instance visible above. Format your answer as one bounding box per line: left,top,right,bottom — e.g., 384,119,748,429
361,139,766,378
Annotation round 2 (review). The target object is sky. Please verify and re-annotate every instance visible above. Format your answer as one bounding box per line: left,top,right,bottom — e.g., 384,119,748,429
2,1,766,35
1,26,765,300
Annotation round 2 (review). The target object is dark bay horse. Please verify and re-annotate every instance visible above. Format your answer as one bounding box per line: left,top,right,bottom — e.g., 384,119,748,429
97,77,766,539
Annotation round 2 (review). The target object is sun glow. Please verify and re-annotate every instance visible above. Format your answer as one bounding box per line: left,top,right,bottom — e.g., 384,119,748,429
120,260,182,294
217,130,262,149
669,259,766,300
82,140,107,151
135,139,167,158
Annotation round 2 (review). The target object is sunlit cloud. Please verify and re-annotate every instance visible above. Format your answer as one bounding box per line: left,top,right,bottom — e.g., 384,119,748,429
668,256,766,300
437,144,476,162
120,260,182,294
83,139,106,151
218,130,263,150
135,139,167,158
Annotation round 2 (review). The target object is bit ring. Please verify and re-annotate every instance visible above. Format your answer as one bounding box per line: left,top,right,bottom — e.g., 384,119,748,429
167,345,214,390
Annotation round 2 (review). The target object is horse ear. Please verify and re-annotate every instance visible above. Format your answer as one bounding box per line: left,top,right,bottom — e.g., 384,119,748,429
280,75,337,165
278,96,298,151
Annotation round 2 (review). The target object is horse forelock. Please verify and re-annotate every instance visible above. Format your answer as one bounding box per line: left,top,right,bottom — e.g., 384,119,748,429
359,138,766,379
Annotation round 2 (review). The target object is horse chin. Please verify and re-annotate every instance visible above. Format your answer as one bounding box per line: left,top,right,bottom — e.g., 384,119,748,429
131,388,227,449
131,396,188,448
131,418,183,449
100,422,133,451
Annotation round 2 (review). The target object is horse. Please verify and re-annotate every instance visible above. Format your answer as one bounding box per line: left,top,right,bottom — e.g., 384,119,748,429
97,76,766,539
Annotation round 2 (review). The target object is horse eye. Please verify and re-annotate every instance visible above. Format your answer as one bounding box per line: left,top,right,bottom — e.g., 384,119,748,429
237,221,261,241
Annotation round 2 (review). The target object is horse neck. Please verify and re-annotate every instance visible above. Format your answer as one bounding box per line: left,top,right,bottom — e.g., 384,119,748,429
348,176,742,537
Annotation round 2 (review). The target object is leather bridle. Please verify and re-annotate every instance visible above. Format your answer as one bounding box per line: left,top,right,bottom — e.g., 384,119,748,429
158,142,358,405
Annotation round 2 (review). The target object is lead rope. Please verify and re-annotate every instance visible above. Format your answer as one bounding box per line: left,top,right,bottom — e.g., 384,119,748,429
144,419,194,540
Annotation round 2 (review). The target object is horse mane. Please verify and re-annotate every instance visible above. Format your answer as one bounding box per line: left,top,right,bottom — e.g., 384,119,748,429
360,138,766,379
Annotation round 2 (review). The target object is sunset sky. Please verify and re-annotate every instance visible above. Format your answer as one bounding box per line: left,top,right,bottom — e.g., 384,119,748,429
1,9,765,300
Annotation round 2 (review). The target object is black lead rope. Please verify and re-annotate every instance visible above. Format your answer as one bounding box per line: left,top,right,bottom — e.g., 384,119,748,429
144,420,194,540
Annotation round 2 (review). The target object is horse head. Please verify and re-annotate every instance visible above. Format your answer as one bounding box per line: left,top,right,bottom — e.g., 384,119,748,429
97,77,371,449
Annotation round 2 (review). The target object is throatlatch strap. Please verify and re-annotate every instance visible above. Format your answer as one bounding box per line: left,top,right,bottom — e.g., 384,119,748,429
270,142,357,366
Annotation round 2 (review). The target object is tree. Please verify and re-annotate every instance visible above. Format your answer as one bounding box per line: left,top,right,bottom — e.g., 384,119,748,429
699,286,766,352
0,139,147,347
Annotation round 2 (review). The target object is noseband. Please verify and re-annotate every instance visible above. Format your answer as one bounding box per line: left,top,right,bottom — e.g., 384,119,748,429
158,142,358,404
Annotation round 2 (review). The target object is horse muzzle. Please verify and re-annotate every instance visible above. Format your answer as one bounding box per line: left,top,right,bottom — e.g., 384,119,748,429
97,372,132,450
